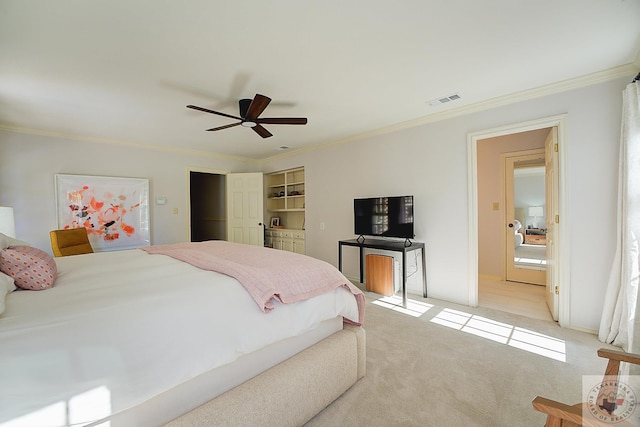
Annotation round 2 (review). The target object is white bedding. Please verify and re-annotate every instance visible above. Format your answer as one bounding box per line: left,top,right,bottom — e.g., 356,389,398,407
0,249,359,426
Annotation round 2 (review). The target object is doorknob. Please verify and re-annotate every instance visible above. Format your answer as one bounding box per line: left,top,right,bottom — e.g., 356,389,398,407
508,223,514,228
258,222,263,226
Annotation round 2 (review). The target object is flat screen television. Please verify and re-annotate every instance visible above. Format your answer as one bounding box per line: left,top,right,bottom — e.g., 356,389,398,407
354,195,414,240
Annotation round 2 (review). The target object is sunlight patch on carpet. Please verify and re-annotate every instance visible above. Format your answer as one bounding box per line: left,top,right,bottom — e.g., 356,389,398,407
430,308,566,362
514,256,547,266
372,295,433,317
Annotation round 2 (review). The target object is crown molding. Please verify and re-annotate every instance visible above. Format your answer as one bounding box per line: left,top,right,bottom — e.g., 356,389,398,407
260,63,639,164
2,62,637,166
0,123,259,164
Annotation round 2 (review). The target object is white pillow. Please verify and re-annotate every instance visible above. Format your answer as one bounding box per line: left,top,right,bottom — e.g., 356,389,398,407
0,271,17,315
0,233,30,250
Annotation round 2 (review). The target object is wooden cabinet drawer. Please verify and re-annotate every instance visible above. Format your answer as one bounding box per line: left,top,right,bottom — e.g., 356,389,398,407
266,228,305,254
293,239,305,254
525,234,546,245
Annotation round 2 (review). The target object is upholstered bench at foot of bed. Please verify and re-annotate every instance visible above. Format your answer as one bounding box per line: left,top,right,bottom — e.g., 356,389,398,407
165,325,366,427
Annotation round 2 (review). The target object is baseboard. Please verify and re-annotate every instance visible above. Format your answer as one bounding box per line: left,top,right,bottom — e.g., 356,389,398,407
567,325,598,336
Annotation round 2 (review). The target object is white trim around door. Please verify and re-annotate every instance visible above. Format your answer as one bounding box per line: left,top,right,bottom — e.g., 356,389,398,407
467,114,570,327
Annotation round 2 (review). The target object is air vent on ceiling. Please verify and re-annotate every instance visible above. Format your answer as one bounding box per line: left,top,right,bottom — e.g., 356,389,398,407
427,93,461,107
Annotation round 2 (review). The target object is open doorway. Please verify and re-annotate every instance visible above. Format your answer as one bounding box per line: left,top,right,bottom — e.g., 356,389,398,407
477,132,549,320
469,115,567,325
189,170,226,242
187,169,265,246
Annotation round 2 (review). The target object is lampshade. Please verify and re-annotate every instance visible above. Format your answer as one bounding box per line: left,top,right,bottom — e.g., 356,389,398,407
528,206,544,217
0,206,15,238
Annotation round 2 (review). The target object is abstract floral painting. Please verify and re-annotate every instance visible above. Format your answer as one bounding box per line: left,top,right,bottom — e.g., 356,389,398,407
55,174,150,252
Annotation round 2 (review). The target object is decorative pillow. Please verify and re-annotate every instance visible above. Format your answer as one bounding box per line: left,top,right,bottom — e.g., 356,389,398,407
0,271,17,315
0,246,57,290
0,233,30,250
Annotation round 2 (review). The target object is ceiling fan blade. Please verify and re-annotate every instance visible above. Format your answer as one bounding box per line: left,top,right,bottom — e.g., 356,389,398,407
252,124,273,138
186,105,241,121
206,122,241,131
245,94,271,120
257,117,307,125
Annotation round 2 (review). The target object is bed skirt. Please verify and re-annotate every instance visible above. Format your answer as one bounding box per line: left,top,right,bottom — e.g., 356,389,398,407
165,324,366,427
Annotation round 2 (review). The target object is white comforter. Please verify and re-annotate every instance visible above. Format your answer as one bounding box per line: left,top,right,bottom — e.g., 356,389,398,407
0,249,359,426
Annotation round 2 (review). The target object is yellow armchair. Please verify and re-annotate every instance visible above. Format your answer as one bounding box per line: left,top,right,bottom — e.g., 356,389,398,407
49,228,94,257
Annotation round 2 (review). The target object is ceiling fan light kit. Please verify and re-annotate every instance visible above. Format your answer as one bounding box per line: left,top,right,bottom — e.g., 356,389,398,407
187,93,307,138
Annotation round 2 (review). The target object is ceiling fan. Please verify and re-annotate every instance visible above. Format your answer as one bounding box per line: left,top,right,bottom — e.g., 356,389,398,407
186,93,307,138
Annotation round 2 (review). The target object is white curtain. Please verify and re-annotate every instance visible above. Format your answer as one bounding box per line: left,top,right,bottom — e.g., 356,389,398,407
598,78,640,353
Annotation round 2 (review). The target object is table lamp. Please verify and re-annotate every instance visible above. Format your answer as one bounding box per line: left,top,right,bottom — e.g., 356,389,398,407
528,206,544,229
0,206,16,238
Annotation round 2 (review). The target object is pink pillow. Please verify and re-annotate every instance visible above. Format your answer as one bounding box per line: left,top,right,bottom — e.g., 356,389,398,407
0,246,57,290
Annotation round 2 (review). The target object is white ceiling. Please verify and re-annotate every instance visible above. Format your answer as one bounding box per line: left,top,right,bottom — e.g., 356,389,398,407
1,1,639,161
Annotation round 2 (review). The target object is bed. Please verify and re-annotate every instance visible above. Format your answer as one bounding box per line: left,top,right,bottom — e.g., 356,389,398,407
0,236,366,427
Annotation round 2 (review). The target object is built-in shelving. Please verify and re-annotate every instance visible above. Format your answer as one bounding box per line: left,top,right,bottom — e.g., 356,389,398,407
265,167,305,252
266,167,305,213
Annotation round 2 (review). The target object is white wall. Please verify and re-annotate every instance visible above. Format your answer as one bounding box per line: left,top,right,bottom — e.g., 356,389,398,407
263,76,629,331
0,130,254,252
0,75,628,331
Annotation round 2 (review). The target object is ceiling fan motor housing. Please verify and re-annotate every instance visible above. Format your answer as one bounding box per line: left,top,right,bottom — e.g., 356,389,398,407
239,98,257,127
239,98,252,118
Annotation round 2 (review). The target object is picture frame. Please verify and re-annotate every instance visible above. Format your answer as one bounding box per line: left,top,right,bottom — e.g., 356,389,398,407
55,174,150,252
270,217,280,228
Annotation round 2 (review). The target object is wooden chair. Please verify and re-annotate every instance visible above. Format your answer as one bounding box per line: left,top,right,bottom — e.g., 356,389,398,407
49,228,94,257
532,348,640,426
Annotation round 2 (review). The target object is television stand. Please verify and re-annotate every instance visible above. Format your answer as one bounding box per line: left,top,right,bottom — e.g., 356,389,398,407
338,238,427,308
356,235,412,247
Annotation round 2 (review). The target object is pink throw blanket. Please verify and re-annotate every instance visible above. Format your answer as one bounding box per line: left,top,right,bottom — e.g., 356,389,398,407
141,241,365,325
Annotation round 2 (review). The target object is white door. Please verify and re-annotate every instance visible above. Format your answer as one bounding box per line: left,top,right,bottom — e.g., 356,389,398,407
504,150,546,285
545,127,559,320
226,173,264,246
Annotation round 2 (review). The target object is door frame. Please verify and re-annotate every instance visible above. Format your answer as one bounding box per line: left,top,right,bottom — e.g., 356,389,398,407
467,114,570,326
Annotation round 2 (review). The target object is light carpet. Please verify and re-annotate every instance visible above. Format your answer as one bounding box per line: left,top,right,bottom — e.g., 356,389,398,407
305,292,617,427
515,244,546,269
